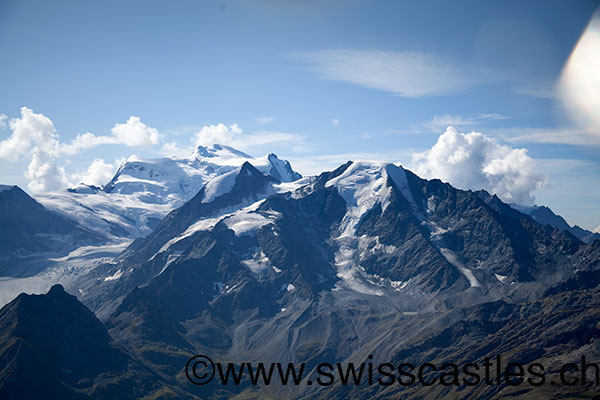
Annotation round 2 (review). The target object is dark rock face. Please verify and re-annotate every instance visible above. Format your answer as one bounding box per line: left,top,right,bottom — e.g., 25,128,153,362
0,285,172,399
0,185,105,272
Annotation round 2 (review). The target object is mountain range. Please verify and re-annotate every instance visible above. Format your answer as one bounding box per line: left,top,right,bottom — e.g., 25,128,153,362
36,144,301,240
0,145,598,399
512,203,600,243
0,145,302,306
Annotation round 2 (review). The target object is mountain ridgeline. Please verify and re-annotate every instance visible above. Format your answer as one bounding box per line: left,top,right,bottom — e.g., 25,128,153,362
0,185,104,274
34,144,303,240
0,148,599,399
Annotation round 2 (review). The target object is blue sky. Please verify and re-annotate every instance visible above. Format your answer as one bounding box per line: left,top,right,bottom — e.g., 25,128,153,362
1,0,599,230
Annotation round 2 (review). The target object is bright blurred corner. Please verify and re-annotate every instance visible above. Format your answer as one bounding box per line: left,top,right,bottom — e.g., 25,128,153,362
559,7,600,140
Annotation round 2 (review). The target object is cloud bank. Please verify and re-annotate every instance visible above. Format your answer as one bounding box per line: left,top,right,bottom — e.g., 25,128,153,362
411,126,546,205
0,107,160,192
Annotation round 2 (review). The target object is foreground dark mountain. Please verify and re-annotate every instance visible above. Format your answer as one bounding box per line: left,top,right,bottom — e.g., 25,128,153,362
54,161,600,399
0,285,191,399
0,185,105,274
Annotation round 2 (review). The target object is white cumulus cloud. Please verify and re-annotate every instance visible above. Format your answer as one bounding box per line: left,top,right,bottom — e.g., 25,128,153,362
26,148,68,192
0,107,66,192
0,107,161,192
62,116,160,154
194,123,243,147
71,159,116,187
0,107,60,160
111,116,160,147
61,132,114,154
160,141,190,158
411,126,546,205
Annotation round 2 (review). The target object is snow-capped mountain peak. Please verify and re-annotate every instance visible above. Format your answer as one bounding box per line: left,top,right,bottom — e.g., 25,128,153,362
201,166,241,203
35,144,302,240
326,161,413,225
324,161,415,295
